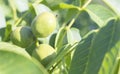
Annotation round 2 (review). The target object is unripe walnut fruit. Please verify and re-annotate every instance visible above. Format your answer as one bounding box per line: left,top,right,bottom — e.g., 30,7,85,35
31,12,57,38
32,44,56,67
11,26,35,48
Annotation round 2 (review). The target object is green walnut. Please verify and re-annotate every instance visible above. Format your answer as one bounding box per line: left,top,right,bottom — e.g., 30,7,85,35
11,26,35,48
31,12,57,38
32,44,56,67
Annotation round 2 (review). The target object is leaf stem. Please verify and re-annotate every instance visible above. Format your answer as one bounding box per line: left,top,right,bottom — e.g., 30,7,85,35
14,12,29,26
48,61,61,73
82,0,92,9
66,0,92,29
46,42,78,72
67,12,80,29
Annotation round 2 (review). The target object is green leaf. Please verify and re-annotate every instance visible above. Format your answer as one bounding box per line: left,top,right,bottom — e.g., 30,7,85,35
0,50,49,74
103,0,120,16
64,8,79,25
118,59,120,74
45,0,67,7
67,27,81,44
0,42,49,74
55,26,68,50
109,58,120,74
0,28,5,41
69,19,120,74
91,0,107,6
72,11,98,36
0,42,30,58
80,0,87,7
46,42,78,70
69,30,97,74
67,0,80,6
59,3,80,9
46,44,71,70
49,33,57,48
3,24,12,41
86,19,120,74
85,4,115,27
65,53,72,70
